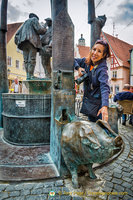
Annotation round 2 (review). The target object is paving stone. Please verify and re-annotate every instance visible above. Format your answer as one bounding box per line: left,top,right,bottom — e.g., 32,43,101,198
98,194,107,200
102,167,110,172
130,171,133,175
126,158,132,161
3,198,15,200
122,161,132,167
103,175,112,181
26,195,47,200
126,188,133,197
108,195,119,200
131,175,133,179
122,176,132,183
115,165,123,170
122,172,131,177
48,195,72,200
102,186,112,192
103,172,113,177
44,182,55,188
84,198,93,200
111,178,123,185
14,183,25,191
43,187,54,194
0,192,9,199
31,188,43,195
122,182,132,189
122,167,132,173
123,194,133,200
8,190,20,197
23,183,35,190
55,180,64,187
21,189,31,195
113,168,122,174
33,183,44,189
111,163,119,168
104,181,113,189
5,185,16,191
62,187,70,193
0,184,9,192
113,172,122,179
72,197,84,200
13,197,25,200
106,165,115,170
114,184,125,192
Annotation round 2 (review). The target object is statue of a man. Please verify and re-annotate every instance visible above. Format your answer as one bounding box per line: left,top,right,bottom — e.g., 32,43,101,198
40,18,52,78
88,0,106,47
14,13,47,80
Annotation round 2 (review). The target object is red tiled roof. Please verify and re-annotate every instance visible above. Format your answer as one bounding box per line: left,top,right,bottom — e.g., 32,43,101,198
103,32,133,68
77,45,90,58
7,22,23,43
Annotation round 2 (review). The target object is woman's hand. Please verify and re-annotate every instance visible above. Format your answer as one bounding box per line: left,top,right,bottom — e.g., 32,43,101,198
78,67,85,77
97,106,108,122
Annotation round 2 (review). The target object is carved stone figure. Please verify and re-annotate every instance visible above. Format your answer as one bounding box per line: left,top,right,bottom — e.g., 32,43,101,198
88,0,106,47
14,13,46,79
40,18,52,78
61,119,123,188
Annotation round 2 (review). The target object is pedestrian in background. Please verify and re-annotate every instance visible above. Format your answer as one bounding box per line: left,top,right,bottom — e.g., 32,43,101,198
113,84,133,126
74,39,111,122
10,78,22,93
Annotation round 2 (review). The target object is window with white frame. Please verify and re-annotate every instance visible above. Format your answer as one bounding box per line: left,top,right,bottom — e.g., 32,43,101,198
7,56,12,66
113,71,117,78
115,85,119,94
16,60,20,69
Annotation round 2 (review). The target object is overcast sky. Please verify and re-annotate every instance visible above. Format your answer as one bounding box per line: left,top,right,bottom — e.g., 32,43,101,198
7,0,133,46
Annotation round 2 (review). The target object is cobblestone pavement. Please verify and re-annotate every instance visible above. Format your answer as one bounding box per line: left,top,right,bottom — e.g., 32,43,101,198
0,123,133,200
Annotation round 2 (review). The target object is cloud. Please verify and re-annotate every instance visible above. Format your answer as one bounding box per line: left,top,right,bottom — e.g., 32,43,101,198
7,2,29,22
113,0,133,25
22,0,33,7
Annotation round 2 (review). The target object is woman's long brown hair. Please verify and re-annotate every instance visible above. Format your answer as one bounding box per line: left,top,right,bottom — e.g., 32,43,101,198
85,39,111,65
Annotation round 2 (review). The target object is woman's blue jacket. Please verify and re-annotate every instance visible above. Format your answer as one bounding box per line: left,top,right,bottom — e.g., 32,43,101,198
74,57,110,107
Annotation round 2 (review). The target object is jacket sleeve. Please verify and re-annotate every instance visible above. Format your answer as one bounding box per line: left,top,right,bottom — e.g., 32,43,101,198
113,94,118,102
98,68,110,107
74,57,86,70
32,18,47,35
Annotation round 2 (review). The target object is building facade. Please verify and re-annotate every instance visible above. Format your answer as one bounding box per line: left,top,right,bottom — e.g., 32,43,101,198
102,32,133,94
7,23,26,89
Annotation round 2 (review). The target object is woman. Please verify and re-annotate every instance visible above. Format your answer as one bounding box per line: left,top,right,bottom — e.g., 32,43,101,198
75,39,111,122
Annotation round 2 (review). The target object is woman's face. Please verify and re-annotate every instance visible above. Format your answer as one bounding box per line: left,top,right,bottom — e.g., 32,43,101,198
91,43,105,64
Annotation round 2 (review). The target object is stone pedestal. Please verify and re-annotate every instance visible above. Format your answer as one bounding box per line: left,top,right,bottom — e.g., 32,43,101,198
2,80,52,145
2,93,51,145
